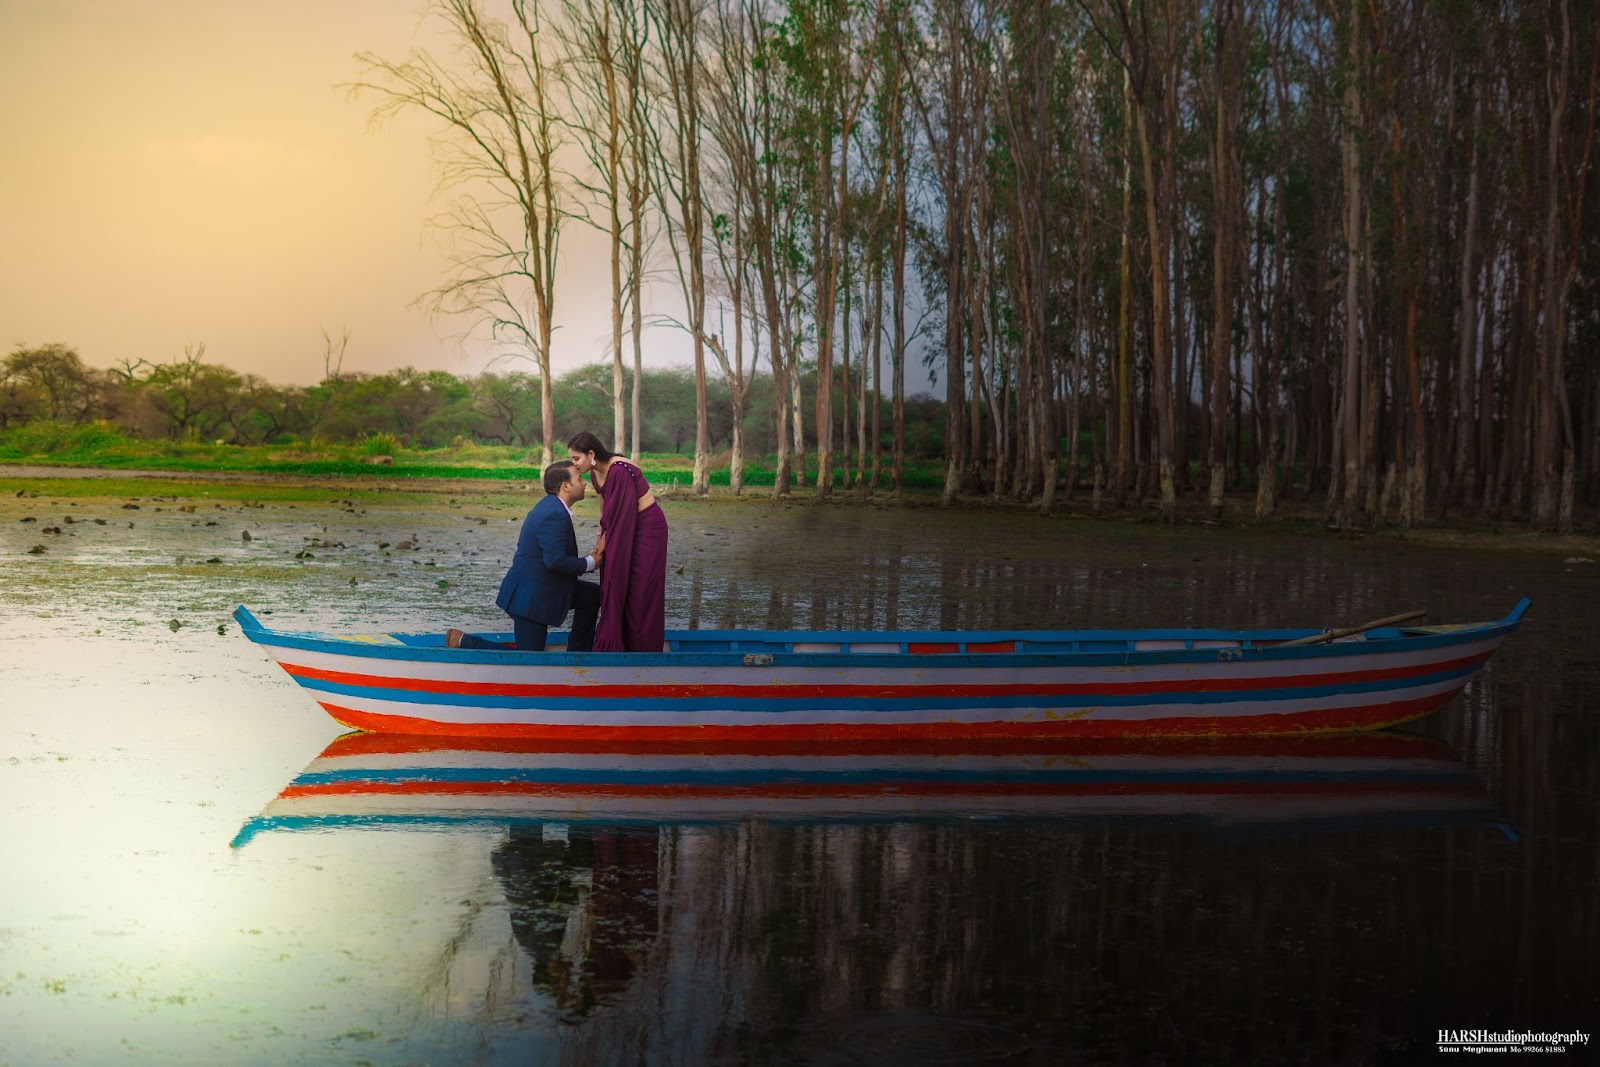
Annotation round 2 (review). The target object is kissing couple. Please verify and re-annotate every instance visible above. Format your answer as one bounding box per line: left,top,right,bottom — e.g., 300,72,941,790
448,432,669,654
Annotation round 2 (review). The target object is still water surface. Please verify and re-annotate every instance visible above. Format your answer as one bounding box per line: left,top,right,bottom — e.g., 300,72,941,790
1,487,1596,1064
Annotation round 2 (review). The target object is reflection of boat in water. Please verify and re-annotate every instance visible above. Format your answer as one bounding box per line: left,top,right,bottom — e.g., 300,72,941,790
231,731,1505,847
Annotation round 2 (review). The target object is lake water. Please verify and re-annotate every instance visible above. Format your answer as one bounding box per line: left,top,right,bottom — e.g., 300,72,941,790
2,481,1596,1064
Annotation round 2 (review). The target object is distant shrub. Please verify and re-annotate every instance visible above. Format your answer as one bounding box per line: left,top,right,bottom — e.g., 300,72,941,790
0,420,132,457
424,441,516,466
359,432,404,456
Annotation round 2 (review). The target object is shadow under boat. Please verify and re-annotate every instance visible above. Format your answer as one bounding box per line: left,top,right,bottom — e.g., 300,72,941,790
231,730,1509,848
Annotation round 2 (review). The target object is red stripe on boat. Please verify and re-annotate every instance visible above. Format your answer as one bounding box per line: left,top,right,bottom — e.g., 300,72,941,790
277,778,1474,801
282,651,1488,700
317,691,1458,741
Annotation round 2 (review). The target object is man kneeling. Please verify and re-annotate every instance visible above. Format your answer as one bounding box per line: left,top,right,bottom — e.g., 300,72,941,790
448,460,604,652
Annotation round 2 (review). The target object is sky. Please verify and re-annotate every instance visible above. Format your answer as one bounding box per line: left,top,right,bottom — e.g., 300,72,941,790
0,0,683,386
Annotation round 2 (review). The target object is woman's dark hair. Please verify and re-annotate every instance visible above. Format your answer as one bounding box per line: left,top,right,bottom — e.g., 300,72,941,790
566,431,617,462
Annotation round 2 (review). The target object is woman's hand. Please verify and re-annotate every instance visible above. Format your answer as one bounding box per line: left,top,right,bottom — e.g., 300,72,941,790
592,532,606,561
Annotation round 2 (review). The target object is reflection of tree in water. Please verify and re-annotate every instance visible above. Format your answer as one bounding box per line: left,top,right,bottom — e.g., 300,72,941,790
408,788,1587,1063
693,505,1547,636
606,821,1577,1063
491,827,660,1018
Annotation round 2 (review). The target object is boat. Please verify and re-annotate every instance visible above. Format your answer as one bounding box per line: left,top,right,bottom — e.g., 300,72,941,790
229,732,1507,848
233,598,1529,740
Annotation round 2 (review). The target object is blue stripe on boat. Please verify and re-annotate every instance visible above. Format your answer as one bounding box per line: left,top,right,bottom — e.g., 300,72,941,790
289,765,1481,788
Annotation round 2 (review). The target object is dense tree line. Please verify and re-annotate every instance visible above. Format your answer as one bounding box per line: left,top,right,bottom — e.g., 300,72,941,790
345,0,1598,528
7,3,1596,524
0,342,950,459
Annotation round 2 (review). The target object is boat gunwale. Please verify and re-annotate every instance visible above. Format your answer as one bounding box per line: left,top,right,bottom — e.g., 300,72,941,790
232,598,1530,672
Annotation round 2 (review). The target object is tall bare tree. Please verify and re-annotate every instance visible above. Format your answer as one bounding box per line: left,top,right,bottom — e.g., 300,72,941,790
1198,0,1244,519
1531,1,1600,532
616,0,656,458
995,0,1059,513
650,0,713,493
354,0,569,460
705,0,801,496
1330,0,1366,529
558,0,632,448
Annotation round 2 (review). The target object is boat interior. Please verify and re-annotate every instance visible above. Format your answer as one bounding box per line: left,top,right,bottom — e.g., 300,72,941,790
347,624,1469,655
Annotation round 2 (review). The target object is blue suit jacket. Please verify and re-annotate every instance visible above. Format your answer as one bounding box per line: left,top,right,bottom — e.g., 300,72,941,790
495,494,589,625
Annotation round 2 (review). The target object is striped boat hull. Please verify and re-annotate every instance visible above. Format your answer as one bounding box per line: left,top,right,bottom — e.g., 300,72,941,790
234,600,1528,740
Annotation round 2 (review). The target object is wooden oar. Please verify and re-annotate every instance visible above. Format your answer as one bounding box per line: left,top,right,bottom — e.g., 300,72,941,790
1277,609,1427,647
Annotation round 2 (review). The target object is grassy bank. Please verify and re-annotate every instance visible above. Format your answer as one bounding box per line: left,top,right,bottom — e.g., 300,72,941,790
6,420,1600,557
0,422,950,488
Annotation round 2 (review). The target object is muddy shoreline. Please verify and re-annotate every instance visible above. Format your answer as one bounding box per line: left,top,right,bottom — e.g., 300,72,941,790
5,462,1598,558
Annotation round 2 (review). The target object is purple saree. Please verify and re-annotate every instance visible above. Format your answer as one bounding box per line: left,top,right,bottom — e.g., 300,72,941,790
590,460,668,652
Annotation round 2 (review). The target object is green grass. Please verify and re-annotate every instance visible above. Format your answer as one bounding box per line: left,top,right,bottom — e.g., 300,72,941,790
0,422,950,488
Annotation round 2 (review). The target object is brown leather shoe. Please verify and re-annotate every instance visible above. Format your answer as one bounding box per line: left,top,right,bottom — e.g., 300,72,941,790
445,628,465,649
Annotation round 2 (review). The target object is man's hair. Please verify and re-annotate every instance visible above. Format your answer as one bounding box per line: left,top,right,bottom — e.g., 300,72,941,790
543,460,577,496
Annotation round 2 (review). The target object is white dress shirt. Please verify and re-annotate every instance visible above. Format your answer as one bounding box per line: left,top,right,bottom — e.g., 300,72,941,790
558,495,597,572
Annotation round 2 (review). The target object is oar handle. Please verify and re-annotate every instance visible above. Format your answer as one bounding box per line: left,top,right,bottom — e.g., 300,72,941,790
1278,609,1428,647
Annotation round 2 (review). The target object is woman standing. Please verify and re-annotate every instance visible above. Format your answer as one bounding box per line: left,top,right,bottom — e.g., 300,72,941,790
567,431,669,652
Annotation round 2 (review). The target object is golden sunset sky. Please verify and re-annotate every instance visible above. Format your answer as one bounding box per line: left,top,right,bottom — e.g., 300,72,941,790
0,0,642,385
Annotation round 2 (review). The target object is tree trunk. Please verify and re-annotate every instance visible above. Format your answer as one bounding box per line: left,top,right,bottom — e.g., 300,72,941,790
1452,94,1483,508
1115,64,1133,509
1207,0,1240,519
892,149,907,495
603,0,626,452
1335,0,1364,528
814,122,837,499
1135,93,1176,523
841,240,853,489
866,252,882,496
